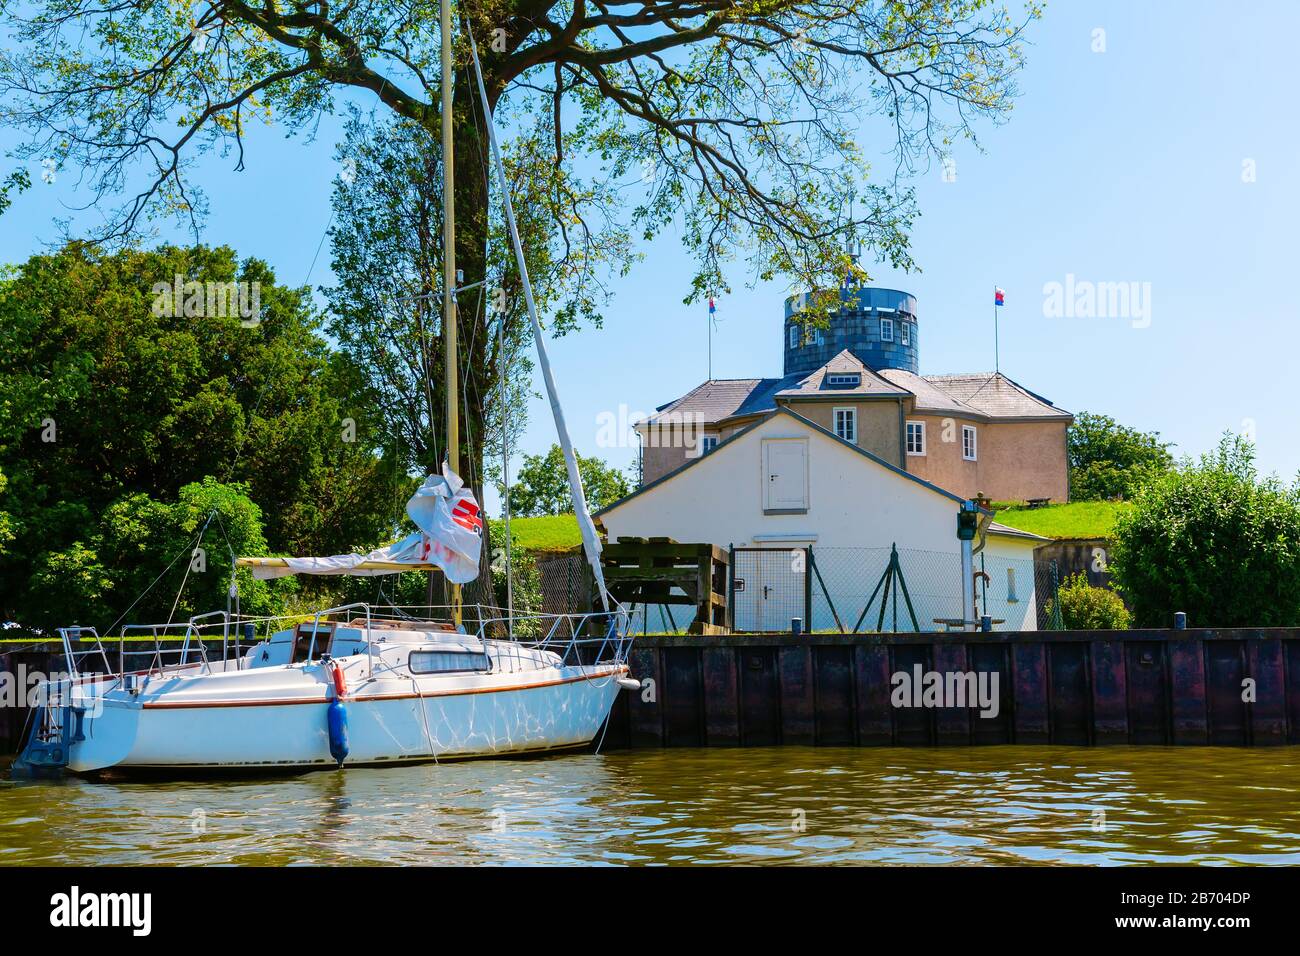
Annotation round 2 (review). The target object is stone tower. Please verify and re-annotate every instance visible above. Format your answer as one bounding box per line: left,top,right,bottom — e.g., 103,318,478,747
783,286,919,376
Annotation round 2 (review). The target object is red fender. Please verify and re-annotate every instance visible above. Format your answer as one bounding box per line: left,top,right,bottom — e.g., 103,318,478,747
330,660,347,700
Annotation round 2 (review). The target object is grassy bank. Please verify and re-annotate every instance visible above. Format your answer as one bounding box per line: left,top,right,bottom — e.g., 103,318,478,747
491,514,583,553
992,500,1126,539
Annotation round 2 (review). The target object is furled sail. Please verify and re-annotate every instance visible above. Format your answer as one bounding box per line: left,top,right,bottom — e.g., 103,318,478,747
239,462,483,582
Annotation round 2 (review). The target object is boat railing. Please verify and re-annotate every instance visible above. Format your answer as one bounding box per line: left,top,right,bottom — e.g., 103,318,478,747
117,620,215,678
55,626,114,678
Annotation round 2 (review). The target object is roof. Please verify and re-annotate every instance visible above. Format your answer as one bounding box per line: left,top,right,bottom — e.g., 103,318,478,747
924,372,1072,421
985,521,1048,542
601,405,992,519
640,358,1069,430
642,378,767,426
877,368,973,417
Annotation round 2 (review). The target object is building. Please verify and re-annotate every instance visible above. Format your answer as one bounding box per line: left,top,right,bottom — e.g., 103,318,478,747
636,286,1072,503
597,405,1046,632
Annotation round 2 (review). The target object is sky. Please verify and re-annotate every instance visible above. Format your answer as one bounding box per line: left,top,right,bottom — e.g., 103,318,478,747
3,0,1298,515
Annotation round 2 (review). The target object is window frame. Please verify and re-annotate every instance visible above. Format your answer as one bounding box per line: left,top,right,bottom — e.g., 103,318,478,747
700,434,719,455
789,325,800,349
880,317,894,342
900,322,910,346
962,424,978,461
905,420,926,456
409,649,491,675
833,406,858,444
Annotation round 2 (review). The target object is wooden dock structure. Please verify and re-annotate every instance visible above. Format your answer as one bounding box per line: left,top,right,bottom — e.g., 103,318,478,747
602,538,729,635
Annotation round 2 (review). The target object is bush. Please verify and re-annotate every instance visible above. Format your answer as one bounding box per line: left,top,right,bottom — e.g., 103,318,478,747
1044,572,1131,630
1110,435,1300,628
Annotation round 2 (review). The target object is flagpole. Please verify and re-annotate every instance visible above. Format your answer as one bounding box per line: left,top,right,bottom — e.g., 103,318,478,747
993,286,1000,375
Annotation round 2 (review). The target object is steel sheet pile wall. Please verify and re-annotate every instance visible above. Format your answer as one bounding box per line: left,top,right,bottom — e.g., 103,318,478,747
603,630,1300,748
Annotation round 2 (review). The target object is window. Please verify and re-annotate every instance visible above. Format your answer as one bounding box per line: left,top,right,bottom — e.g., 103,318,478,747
701,434,719,455
789,326,800,349
833,407,857,443
905,420,926,456
813,328,825,346
880,317,894,342
962,425,978,461
826,373,861,388
409,649,490,674
900,322,910,346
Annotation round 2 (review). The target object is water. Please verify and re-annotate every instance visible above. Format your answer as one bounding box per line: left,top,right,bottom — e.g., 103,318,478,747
2,747,1299,866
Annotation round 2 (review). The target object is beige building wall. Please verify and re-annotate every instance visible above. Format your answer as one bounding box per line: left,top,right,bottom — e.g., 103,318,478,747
637,423,701,484
779,399,903,467
902,413,1068,502
978,420,1069,502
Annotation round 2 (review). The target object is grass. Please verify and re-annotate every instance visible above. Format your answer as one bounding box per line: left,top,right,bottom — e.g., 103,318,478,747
992,500,1128,540
491,513,582,553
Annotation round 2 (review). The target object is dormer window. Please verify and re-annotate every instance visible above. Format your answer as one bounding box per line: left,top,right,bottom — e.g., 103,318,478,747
826,373,861,388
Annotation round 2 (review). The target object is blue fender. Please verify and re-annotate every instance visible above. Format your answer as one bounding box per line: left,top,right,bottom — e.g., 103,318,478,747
327,699,349,767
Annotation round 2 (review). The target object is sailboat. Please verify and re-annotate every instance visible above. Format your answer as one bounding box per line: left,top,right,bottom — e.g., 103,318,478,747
12,15,634,777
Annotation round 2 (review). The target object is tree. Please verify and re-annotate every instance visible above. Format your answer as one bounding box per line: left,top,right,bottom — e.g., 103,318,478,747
504,444,630,516
0,243,410,627
0,0,1037,495
1068,411,1173,501
25,478,291,635
1110,435,1300,628
1044,572,1131,631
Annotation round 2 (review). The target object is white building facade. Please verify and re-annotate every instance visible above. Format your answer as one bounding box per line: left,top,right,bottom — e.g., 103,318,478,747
598,408,1044,631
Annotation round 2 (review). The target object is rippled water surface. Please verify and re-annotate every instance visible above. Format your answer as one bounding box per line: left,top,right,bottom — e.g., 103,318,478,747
3,747,1299,865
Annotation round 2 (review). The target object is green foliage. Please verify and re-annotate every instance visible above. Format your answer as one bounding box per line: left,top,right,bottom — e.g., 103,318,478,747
0,169,30,218
25,479,292,634
0,243,409,629
1068,411,1173,501
488,521,542,624
1044,572,1131,631
994,501,1128,540
1110,435,1300,628
502,444,631,517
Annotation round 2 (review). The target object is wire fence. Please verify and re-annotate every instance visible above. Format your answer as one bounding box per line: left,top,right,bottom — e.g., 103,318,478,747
524,547,1072,634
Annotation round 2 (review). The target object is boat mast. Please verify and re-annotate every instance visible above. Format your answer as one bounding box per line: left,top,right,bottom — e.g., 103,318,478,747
441,0,461,625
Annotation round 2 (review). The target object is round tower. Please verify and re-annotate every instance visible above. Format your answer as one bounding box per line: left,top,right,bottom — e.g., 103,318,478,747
783,286,919,375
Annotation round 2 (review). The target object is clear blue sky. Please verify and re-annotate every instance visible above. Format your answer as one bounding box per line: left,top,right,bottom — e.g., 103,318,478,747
4,1,1298,514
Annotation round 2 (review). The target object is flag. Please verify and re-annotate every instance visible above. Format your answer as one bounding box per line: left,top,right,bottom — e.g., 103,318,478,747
708,296,716,316
994,288,1005,307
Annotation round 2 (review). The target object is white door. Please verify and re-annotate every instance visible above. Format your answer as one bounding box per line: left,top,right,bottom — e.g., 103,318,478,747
763,438,808,512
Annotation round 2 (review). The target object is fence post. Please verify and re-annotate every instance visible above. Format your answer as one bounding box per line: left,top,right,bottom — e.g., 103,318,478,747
727,543,736,632
804,546,813,633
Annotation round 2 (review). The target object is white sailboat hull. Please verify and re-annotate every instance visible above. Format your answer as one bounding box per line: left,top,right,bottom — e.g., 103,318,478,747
66,656,627,773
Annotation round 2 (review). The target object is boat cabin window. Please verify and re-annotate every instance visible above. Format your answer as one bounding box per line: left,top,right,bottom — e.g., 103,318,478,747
409,650,490,674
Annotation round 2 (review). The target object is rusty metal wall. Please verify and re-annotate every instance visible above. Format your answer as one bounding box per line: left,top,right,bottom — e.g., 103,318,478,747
605,629,1300,749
